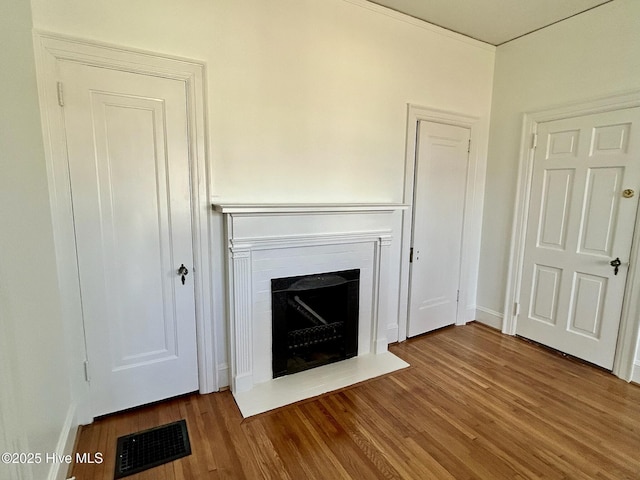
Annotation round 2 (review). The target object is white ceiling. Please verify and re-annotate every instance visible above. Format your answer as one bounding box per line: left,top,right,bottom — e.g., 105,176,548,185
367,0,613,45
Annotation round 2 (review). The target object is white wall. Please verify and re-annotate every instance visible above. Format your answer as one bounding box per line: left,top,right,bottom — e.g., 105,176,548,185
29,0,495,384
0,1,74,478
30,0,494,204
477,0,640,360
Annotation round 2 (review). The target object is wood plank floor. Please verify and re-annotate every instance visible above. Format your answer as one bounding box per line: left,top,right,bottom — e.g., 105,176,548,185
70,323,640,479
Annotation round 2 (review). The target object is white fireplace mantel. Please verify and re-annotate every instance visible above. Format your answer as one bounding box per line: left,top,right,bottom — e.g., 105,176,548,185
214,203,408,395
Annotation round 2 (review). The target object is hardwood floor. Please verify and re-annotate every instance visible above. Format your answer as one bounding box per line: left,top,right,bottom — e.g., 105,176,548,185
70,323,640,479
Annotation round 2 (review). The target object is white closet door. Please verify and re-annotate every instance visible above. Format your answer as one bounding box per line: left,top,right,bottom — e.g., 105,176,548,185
60,60,199,416
408,121,469,337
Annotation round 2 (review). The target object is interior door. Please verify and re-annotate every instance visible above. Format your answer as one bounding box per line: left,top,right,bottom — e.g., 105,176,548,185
59,60,199,416
407,121,470,337
517,108,640,369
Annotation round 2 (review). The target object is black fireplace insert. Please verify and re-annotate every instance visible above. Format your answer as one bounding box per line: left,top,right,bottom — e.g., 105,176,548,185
271,269,359,378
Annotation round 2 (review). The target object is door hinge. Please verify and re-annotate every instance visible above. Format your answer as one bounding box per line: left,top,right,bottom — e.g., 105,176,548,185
83,360,90,383
513,302,520,315
456,290,460,302
531,133,538,149
57,81,64,107
467,139,471,153
409,247,414,263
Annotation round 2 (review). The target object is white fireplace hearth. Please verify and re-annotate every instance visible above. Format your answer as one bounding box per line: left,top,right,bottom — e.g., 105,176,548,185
215,203,410,416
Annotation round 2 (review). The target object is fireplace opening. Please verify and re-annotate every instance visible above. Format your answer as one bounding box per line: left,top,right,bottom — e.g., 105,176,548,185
271,269,359,378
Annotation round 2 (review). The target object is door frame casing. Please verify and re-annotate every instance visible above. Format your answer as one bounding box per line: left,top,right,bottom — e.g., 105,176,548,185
503,90,640,381
398,105,485,341
33,32,217,423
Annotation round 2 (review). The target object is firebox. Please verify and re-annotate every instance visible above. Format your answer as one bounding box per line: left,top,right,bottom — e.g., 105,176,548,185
271,269,359,378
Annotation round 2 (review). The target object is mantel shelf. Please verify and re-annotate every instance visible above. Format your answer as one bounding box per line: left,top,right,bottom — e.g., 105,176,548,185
212,203,409,214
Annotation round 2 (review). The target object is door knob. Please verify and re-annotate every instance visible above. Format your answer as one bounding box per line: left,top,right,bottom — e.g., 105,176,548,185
178,264,189,284
610,257,621,276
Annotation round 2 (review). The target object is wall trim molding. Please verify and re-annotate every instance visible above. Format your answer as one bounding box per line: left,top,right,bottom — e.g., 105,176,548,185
475,306,504,330
48,403,77,480
631,363,640,385
33,31,218,421
399,104,487,341
503,90,640,381
217,363,230,389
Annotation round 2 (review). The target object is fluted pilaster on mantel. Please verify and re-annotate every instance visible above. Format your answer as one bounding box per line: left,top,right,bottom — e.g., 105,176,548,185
373,235,393,354
228,245,253,393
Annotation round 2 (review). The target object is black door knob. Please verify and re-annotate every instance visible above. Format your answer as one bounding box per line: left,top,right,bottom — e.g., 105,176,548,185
178,264,189,284
610,257,621,275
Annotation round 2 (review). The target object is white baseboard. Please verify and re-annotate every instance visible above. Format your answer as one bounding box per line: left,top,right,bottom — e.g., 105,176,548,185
374,338,388,354
386,324,399,343
466,306,476,323
475,306,503,330
217,363,229,389
632,362,640,385
48,402,77,480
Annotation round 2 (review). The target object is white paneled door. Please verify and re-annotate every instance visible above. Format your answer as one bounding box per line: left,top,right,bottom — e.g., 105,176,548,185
518,108,640,369
59,61,199,416
407,121,470,337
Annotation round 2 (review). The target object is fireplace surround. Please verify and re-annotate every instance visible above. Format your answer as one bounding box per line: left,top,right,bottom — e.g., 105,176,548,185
215,203,409,412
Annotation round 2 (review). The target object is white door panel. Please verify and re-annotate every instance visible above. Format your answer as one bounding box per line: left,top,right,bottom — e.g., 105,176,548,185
60,61,199,416
529,264,562,325
518,108,640,369
579,167,623,256
537,168,574,250
408,121,469,337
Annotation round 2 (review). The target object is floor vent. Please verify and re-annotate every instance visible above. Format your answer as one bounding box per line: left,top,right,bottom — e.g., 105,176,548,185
114,419,191,478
